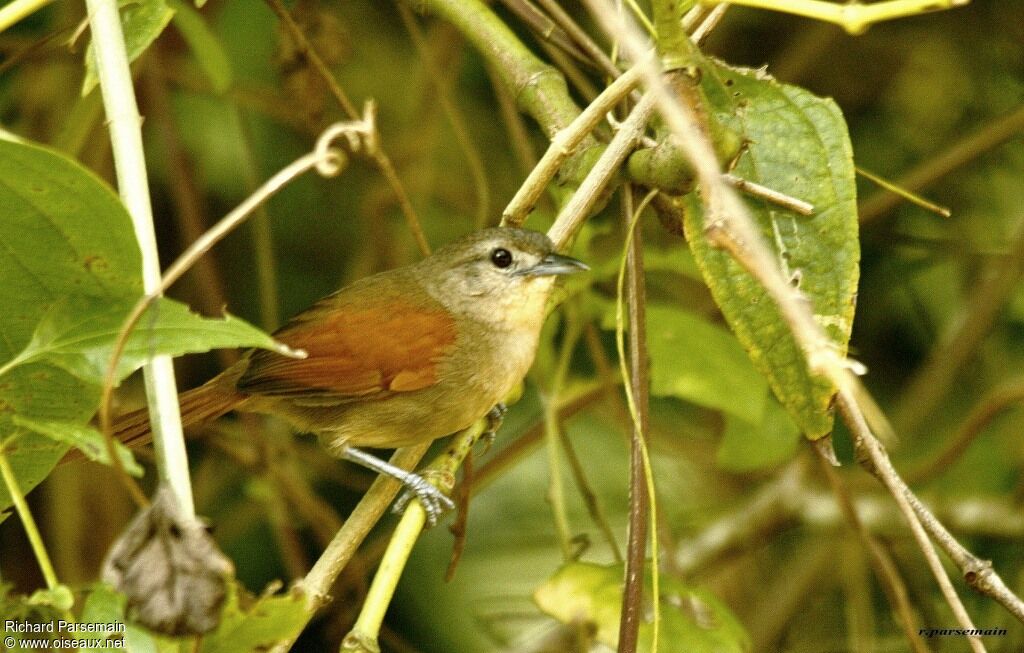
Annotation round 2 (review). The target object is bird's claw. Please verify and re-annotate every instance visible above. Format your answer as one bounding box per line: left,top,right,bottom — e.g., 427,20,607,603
479,402,507,453
392,474,455,527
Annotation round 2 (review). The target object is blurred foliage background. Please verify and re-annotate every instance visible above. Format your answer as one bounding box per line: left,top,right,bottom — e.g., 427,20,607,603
1,1,1023,651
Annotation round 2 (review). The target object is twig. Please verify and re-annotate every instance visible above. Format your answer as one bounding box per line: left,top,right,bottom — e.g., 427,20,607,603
341,420,487,651
838,389,986,652
616,186,654,653
0,444,60,590
534,0,622,79
503,59,647,227
859,105,1024,223
814,449,931,653
724,173,815,216
85,0,194,516
909,380,1024,484
856,166,950,219
97,118,371,489
496,0,593,66
266,0,431,256
397,4,491,227
892,217,1024,435
0,0,55,34
270,444,431,653
547,91,658,248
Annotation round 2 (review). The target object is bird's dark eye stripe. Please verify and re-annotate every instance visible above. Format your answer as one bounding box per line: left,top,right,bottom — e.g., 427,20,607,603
491,248,513,268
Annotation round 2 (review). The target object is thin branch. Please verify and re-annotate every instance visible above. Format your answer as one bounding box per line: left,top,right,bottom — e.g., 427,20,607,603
892,216,1024,435
503,59,647,227
342,420,488,650
617,186,653,653
814,450,932,653
0,0,55,34
0,444,60,590
266,0,432,256
838,389,986,652
860,104,1024,223
547,91,658,248
397,4,491,227
85,0,193,516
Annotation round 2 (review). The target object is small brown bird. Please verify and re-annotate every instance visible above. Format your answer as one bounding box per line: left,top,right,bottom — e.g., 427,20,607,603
114,227,587,521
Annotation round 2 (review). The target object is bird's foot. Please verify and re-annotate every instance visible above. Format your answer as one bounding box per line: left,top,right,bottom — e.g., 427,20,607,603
479,402,507,453
392,471,455,526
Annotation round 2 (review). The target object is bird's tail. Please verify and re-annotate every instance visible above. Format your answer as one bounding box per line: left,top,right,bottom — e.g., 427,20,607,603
114,375,247,450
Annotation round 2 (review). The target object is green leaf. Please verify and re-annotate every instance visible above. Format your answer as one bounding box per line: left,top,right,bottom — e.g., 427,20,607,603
13,416,143,477
0,138,287,511
83,0,176,95
683,61,859,439
535,562,750,653
198,583,307,653
645,304,768,424
717,396,801,472
1,295,296,385
28,585,75,611
169,0,232,93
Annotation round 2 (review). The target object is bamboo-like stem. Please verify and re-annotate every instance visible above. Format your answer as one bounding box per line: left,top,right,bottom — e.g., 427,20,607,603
0,445,59,590
698,0,970,35
412,0,587,140
0,0,55,34
583,0,1019,640
547,91,658,248
266,0,432,256
85,0,194,517
503,59,648,227
341,420,486,651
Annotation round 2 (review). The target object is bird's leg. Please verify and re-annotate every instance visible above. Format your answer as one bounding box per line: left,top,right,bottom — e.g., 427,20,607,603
341,446,454,526
480,402,507,453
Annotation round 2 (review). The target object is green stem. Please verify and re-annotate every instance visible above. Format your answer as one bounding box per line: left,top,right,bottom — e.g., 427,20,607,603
85,0,195,517
0,445,59,590
412,0,585,139
698,0,970,35
0,0,55,34
651,0,696,70
342,419,487,651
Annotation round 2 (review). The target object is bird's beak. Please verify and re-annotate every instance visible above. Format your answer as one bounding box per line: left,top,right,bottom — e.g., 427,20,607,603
521,252,589,277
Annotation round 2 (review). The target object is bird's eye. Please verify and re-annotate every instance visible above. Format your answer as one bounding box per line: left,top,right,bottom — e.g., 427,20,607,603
490,248,513,269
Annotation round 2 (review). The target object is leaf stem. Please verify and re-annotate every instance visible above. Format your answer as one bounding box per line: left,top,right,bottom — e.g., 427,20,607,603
84,0,194,517
0,444,59,590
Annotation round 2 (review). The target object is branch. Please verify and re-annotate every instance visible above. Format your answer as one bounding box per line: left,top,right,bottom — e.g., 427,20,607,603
85,0,193,516
412,0,587,140
583,0,1021,641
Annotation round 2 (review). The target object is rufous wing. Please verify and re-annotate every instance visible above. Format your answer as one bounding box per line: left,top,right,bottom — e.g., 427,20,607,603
237,291,457,401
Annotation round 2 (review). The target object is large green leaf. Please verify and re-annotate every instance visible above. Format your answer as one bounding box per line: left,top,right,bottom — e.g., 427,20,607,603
1,295,293,385
0,138,283,510
683,61,859,439
645,304,768,424
535,562,750,653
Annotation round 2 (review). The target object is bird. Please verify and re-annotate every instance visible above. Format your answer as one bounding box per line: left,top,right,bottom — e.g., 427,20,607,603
112,227,588,522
